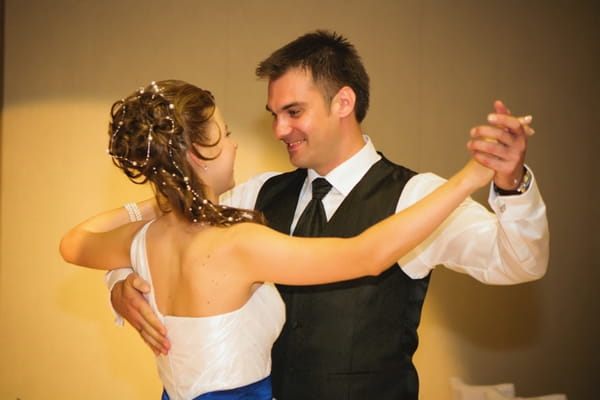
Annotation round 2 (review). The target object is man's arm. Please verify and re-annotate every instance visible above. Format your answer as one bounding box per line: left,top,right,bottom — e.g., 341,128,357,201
398,169,548,283
398,101,548,282
110,272,170,355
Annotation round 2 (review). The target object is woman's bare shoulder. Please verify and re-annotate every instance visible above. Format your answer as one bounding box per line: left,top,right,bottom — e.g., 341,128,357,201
183,223,263,264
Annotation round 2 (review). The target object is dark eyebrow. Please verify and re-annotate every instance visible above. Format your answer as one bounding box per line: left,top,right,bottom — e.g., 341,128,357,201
265,102,304,114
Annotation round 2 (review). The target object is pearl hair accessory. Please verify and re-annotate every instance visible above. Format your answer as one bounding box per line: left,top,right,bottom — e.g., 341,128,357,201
108,81,256,226
164,144,238,224
107,81,175,168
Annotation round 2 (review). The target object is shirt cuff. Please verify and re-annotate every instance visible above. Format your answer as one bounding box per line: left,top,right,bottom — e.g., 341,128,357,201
493,166,532,195
488,166,544,221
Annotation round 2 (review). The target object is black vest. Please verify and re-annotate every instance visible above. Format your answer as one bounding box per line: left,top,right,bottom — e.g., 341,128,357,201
254,156,429,400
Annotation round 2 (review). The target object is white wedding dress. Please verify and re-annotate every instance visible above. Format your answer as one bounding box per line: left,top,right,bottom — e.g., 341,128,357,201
131,221,285,400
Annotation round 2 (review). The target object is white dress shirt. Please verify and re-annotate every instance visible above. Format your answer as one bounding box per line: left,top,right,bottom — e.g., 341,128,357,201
219,136,549,284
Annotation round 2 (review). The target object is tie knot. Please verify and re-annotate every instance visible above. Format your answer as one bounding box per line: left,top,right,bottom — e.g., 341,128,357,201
311,178,332,201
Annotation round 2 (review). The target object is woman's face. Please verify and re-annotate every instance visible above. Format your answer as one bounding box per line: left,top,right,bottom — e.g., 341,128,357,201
196,107,238,197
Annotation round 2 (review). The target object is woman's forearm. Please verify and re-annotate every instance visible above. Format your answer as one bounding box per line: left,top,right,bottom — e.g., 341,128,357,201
356,160,493,275
59,198,159,268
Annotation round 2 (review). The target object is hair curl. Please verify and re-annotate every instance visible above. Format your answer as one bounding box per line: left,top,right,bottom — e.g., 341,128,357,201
108,80,264,226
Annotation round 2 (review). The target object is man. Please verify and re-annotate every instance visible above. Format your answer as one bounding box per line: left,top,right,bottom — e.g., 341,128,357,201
107,31,548,399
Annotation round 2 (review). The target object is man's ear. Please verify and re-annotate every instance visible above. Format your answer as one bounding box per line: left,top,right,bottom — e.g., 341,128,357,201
331,86,356,119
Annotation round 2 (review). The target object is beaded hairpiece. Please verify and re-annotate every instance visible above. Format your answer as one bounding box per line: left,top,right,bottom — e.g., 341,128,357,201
107,81,175,168
107,81,250,226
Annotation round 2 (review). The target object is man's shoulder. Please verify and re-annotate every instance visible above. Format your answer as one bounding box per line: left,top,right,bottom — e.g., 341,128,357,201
261,168,307,187
373,154,418,181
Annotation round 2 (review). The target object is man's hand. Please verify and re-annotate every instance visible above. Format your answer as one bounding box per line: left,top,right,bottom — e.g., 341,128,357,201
111,272,171,355
467,100,535,191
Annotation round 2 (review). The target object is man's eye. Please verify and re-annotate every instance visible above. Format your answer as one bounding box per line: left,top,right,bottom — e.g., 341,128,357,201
289,109,301,117
226,131,232,137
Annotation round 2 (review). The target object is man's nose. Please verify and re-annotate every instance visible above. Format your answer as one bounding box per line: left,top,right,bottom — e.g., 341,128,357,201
273,118,291,139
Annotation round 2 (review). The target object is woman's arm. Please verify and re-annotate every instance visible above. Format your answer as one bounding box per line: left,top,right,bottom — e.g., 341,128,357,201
59,198,160,270
233,159,494,286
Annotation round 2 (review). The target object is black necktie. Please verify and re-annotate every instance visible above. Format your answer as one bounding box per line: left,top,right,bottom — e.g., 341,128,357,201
293,178,332,237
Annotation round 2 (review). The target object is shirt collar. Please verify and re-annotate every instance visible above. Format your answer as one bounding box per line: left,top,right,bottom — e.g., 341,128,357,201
306,135,381,196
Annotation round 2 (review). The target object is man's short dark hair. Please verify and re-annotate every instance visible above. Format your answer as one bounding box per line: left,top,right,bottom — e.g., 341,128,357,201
256,30,370,123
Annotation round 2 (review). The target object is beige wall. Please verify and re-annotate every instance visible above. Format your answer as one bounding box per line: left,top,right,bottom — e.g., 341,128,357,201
1,1,597,399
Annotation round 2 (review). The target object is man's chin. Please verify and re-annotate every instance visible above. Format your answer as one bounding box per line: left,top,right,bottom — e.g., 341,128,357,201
288,154,308,169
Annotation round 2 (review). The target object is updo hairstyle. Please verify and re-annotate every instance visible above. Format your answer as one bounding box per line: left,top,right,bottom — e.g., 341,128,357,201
107,80,263,225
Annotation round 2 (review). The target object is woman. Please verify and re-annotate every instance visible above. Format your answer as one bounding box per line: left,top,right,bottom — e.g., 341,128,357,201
60,80,493,400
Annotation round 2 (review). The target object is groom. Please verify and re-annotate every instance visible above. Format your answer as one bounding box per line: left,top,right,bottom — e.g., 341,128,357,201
108,30,548,399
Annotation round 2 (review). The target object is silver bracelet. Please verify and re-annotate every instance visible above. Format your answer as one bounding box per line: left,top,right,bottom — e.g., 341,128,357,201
124,202,142,222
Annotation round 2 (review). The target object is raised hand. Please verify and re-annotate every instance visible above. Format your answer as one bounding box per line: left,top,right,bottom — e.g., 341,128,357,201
467,100,535,191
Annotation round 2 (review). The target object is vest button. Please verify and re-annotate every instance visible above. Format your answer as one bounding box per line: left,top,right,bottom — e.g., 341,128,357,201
291,321,299,328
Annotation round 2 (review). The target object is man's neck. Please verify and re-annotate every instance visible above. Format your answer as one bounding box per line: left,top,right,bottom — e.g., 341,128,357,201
314,125,365,175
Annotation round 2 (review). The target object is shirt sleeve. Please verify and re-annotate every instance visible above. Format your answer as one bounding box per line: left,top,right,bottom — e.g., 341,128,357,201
219,172,280,208
397,167,549,284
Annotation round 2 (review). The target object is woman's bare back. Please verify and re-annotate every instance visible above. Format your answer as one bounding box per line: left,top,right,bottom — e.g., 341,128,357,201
144,215,257,318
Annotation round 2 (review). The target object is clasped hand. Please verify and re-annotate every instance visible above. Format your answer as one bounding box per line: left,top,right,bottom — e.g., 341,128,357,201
468,100,535,191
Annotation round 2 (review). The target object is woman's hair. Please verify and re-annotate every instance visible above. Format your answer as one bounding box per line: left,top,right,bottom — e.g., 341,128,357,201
107,80,264,225
255,30,370,123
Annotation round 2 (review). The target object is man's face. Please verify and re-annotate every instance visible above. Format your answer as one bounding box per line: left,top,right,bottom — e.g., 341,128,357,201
266,68,341,175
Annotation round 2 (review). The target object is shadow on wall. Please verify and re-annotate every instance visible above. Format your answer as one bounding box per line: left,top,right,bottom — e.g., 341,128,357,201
429,267,543,349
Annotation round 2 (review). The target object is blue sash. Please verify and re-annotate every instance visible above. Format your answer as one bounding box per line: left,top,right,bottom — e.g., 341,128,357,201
161,376,272,400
